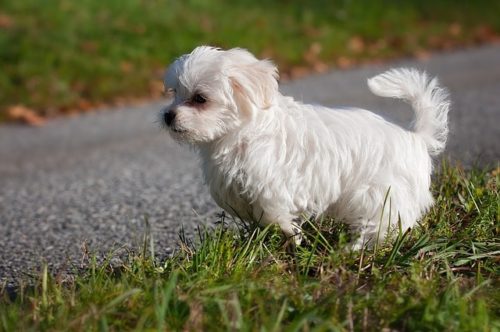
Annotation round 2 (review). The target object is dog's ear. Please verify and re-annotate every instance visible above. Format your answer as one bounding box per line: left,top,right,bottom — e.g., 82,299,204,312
225,48,279,115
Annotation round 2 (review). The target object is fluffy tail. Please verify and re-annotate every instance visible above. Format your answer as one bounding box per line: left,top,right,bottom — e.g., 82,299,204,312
367,68,450,156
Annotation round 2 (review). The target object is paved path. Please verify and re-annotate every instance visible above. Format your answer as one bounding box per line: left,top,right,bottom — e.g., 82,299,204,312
1,45,499,284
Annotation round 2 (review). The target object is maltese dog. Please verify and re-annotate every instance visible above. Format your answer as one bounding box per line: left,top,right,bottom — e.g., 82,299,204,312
160,46,449,249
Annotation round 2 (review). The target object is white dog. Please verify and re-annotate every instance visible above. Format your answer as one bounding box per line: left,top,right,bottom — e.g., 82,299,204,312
161,46,449,249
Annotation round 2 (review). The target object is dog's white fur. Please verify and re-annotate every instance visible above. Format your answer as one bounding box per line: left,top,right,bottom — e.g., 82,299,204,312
161,46,449,248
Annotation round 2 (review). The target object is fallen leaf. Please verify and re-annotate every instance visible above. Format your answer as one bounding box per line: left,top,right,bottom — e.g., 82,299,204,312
368,39,388,53
149,80,164,98
289,66,310,79
7,105,46,126
77,99,93,111
0,12,14,29
313,61,328,73
474,25,497,42
491,167,500,177
260,48,275,59
348,36,365,53
449,23,462,37
199,15,213,33
120,61,133,73
134,25,146,34
303,42,322,64
336,56,353,69
427,35,444,48
80,41,98,53
414,49,431,60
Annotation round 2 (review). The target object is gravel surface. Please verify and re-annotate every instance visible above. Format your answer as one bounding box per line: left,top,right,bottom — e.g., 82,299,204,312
1,45,499,284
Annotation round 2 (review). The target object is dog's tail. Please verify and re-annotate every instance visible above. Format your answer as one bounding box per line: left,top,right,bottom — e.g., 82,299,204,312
367,68,450,156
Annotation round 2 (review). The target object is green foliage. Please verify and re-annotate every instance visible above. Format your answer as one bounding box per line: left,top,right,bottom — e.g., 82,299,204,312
1,0,499,119
1,163,499,331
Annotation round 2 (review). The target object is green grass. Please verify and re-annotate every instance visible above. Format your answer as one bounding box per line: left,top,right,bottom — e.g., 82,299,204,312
1,0,500,120
1,163,499,331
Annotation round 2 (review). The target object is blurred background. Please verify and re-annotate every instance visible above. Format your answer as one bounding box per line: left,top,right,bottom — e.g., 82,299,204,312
1,0,499,124
1,0,499,283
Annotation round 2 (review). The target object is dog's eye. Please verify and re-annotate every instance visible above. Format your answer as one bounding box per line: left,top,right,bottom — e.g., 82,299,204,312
192,93,206,104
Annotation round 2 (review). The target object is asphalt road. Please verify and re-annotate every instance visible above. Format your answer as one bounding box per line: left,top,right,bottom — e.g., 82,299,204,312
1,45,499,284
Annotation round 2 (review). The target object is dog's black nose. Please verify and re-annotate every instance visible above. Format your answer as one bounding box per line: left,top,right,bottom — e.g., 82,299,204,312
164,111,176,126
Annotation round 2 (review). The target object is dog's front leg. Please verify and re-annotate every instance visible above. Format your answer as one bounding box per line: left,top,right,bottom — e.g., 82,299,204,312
253,206,303,245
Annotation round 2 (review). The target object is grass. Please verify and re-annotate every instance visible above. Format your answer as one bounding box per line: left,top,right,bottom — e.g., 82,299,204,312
1,162,498,331
1,0,500,121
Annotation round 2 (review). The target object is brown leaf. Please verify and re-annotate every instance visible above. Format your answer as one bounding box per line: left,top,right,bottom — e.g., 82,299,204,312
414,49,431,61
303,42,322,64
259,48,275,59
427,35,444,48
80,41,98,53
7,105,45,126
491,167,500,177
368,39,388,53
199,15,213,33
289,66,310,79
77,99,93,111
313,61,328,73
0,12,14,29
134,25,146,34
474,25,497,42
348,36,365,53
336,56,353,69
120,61,133,73
149,80,165,98
449,23,462,37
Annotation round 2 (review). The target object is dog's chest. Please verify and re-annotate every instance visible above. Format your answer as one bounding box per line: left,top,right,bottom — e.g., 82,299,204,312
204,160,254,220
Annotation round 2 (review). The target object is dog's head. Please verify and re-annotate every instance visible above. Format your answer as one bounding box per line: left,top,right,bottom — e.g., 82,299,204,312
161,46,279,143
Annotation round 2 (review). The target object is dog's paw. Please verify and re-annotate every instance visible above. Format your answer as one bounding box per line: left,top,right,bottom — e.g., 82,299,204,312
292,232,303,246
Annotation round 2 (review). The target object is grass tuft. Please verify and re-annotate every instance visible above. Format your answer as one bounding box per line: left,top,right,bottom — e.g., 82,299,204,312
1,162,499,330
